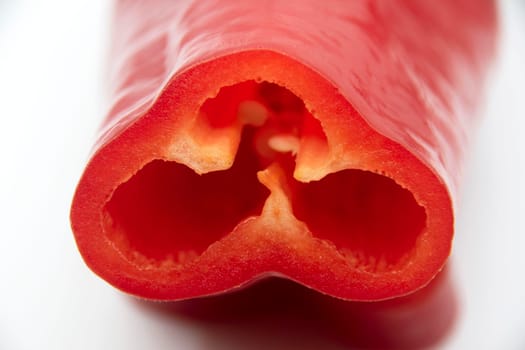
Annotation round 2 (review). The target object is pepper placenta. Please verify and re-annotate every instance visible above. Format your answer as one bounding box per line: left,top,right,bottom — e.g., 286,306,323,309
71,0,497,300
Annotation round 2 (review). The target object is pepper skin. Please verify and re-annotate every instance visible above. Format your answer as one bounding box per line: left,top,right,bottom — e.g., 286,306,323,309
71,0,497,300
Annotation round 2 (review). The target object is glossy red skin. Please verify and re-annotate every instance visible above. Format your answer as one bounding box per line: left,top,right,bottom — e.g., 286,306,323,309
71,0,497,300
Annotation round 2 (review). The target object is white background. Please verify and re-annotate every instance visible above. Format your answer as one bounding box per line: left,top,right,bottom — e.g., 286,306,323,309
1,1,524,349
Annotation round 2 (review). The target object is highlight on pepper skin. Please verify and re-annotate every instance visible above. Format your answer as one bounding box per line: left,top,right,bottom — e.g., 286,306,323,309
104,81,427,275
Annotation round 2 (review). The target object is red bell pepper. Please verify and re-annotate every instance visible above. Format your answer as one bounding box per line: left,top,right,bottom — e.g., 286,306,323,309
70,0,497,300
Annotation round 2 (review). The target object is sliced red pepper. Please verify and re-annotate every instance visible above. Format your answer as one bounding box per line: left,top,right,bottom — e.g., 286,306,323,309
70,0,497,300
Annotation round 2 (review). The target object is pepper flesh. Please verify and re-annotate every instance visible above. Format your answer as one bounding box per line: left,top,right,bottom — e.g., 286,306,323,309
71,0,497,300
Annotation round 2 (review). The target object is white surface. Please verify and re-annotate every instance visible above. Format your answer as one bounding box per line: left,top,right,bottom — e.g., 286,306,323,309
0,1,524,349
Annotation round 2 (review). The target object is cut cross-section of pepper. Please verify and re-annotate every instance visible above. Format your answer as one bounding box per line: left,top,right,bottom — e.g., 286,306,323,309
70,0,497,300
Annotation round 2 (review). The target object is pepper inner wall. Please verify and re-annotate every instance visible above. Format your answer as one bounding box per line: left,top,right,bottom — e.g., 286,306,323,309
103,81,427,273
